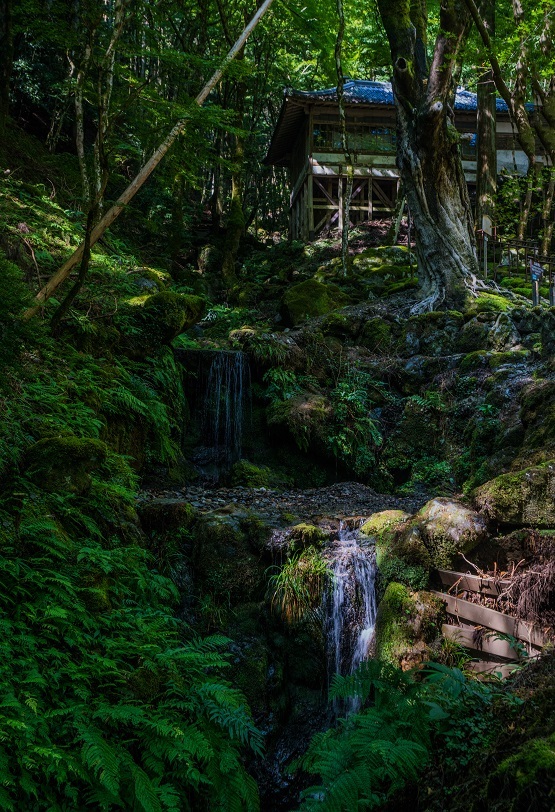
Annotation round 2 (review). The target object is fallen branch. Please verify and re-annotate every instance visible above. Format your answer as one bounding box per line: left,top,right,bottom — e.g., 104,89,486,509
23,0,277,321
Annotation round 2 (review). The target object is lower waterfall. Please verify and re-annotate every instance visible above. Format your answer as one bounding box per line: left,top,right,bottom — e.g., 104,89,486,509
325,519,377,713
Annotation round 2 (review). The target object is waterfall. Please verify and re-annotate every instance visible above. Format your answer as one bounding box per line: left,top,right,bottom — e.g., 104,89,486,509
201,351,248,473
325,519,377,713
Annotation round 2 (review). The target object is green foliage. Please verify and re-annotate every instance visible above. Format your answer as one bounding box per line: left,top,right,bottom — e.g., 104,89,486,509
296,658,523,811
0,255,38,366
327,368,382,477
296,660,429,811
268,547,330,625
262,367,301,401
0,466,262,810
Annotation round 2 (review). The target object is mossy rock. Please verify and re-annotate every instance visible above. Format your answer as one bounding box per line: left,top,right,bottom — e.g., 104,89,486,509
466,292,514,315
281,279,350,326
138,498,195,534
360,317,394,352
288,523,328,553
493,733,555,796
360,510,412,566
519,380,555,452
23,436,108,495
401,310,464,356
121,292,206,354
397,498,489,569
229,459,274,488
374,583,444,669
192,515,266,605
474,461,555,527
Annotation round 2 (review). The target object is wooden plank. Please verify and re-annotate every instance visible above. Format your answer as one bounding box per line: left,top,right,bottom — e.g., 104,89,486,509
437,569,510,598
433,592,547,648
442,625,521,660
466,660,520,679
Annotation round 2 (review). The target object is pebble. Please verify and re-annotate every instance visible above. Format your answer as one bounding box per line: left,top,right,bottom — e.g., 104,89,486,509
139,481,428,525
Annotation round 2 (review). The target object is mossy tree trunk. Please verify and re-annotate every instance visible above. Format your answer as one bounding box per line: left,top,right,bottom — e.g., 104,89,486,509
0,0,13,135
377,0,479,309
475,0,496,231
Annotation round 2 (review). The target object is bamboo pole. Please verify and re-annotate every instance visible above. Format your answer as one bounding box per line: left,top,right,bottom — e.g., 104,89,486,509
23,0,276,320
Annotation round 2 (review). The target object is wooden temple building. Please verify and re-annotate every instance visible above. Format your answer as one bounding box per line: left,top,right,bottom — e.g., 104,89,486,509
264,80,527,240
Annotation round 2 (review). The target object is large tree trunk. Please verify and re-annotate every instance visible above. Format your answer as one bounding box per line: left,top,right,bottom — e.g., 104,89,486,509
475,0,496,232
377,0,479,309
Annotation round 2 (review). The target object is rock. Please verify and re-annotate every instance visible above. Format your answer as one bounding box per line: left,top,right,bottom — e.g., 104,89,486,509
288,523,329,552
229,459,274,489
139,291,206,345
397,497,489,569
192,514,268,605
360,510,412,565
374,582,444,669
474,462,555,528
138,499,195,533
281,279,350,326
24,436,108,494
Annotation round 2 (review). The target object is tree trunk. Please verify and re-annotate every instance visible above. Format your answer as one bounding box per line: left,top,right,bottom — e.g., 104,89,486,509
23,0,277,320
476,35,497,230
0,0,13,134
377,0,479,309
541,168,554,254
335,0,352,276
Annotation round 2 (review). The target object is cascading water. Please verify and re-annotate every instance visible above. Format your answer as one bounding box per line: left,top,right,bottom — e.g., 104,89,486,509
200,350,248,475
325,519,377,713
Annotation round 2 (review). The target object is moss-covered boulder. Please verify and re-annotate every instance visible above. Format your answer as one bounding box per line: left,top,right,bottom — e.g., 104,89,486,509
281,279,349,326
229,459,274,488
474,462,555,527
401,310,464,357
192,514,267,606
396,498,489,569
374,582,444,669
361,510,412,565
23,436,108,494
139,292,206,344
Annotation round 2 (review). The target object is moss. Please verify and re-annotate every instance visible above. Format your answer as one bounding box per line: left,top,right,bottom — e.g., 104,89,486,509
459,350,489,372
360,510,411,566
192,515,266,605
495,734,555,791
229,459,273,488
474,461,555,527
374,584,444,669
361,317,393,352
24,436,108,494
467,292,514,315
281,279,350,326
288,523,328,552
121,292,206,354
488,350,529,368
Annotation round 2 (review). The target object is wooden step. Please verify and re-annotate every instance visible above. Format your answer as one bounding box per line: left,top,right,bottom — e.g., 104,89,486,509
441,625,528,660
466,660,521,679
436,569,510,597
432,591,547,649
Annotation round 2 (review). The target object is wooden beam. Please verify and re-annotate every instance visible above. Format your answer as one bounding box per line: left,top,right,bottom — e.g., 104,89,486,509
436,569,510,598
433,592,548,649
338,175,344,231
441,624,536,660
466,660,520,678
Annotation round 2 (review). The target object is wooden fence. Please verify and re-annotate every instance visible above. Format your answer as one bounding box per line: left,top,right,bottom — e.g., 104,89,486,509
433,568,551,677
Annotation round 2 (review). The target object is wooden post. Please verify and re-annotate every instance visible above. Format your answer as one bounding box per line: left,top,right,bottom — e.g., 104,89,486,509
369,173,373,219
308,168,314,240
338,172,343,232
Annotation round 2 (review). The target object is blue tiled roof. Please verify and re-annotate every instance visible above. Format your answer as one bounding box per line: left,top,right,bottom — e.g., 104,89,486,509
290,80,510,113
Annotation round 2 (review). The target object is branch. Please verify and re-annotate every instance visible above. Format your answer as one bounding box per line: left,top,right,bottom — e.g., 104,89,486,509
23,0,277,320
